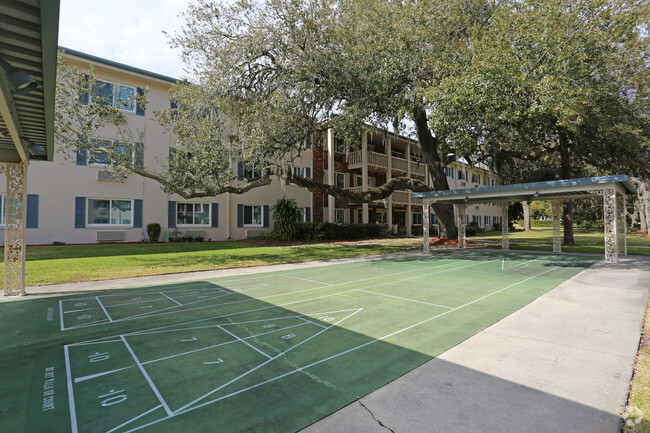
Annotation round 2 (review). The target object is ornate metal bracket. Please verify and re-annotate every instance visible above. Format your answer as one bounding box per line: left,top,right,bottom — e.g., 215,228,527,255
550,200,562,253
2,162,27,295
457,203,467,249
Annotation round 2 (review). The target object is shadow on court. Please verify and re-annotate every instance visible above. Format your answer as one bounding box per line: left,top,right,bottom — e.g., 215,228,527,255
0,252,621,433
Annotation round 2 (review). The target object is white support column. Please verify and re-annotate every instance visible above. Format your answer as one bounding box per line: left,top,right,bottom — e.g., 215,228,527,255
457,204,467,249
550,200,562,253
501,204,509,250
361,129,369,223
1,162,28,296
602,188,618,263
406,143,412,236
327,128,335,223
423,201,430,253
386,137,393,231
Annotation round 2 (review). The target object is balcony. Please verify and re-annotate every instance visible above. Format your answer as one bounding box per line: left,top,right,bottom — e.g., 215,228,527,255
347,150,426,178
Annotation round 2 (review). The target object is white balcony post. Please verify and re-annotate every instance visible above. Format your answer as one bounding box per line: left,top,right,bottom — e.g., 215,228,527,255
361,129,369,223
327,128,335,223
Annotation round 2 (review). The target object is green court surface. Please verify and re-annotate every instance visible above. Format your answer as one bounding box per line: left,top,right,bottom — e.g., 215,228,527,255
0,251,600,432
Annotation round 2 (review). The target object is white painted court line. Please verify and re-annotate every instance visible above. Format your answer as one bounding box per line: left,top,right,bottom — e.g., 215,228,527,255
64,345,79,433
218,326,273,359
159,292,183,306
358,290,454,309
286,275,334,286
297,317,327,329
174,266,561,417
96,296,113,322
120,335,174,417
105,404,163,433
173,308,363,414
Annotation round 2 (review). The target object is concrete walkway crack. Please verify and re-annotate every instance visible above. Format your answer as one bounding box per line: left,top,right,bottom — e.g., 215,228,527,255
358,400,396,433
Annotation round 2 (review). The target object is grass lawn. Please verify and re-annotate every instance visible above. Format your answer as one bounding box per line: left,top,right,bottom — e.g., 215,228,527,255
625,300,650,432
0,239,421,286
473,228,650,255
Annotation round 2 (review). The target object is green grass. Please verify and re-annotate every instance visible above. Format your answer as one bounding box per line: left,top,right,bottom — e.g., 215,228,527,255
0,252,598,432
473,228,650,254
0,239,421,286
625,301,650,433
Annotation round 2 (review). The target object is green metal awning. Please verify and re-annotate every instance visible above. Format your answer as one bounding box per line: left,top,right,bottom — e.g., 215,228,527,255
413,175,636,204
0,0,60,163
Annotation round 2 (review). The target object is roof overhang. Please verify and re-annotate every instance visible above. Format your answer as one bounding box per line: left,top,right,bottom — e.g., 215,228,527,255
0,0,60,163
413,175,637,205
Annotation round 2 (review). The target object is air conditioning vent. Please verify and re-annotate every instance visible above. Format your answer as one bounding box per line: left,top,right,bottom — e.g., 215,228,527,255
97,231,125,242
98,170,125,182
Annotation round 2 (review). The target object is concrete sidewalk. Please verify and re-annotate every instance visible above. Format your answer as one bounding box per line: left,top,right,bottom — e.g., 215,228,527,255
301,255,650,433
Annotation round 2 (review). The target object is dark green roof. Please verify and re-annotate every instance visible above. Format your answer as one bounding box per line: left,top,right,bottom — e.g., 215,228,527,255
414,175,636,204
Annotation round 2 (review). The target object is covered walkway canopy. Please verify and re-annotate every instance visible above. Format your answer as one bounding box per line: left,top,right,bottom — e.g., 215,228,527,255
413,175,637,263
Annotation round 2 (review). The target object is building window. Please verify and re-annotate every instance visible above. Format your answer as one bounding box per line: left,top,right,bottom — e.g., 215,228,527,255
335,137,345,153
391,150,405,159
300,207,309,222
471,173,480,183
458,170,464,180
91,80,136,112
243,205,263,226
431,213,438,224
444,166,454,178
335,172,346,188
472,215,480,224
335,208,346,223
177,203,210,226
87,198,132,226
293,167,306,178
412,212,423,226
483,174,488,185
89,139,133,166
484,216,490,226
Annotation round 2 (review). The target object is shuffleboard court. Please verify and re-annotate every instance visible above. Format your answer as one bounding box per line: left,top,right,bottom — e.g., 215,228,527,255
0,251,600,432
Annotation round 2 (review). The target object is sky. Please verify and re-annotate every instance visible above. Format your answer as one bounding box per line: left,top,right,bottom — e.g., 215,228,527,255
58,0,190,79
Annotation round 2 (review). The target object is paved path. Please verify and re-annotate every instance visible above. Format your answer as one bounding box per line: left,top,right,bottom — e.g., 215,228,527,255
22,251,650,433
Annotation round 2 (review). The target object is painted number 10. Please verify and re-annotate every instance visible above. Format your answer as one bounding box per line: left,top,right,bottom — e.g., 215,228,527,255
99,389,127,406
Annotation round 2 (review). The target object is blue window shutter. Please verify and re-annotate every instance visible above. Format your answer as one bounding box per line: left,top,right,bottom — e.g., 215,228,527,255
136,87,145,116
76,146,87,166
134,199,143,228
237,162,244,180
78,74,89,104
75,197,86,228
168,201,176,228
134,142,144,169
306,167,311,178
263,205,270,228
237,204,244,228
211,203,219,228
26,194,38,228
305,207,311,223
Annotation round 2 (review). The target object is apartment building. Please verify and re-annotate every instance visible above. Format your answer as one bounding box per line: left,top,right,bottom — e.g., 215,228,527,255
0,49,501,245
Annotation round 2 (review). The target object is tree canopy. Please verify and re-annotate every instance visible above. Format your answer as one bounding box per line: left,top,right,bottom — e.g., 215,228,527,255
55,0,649,239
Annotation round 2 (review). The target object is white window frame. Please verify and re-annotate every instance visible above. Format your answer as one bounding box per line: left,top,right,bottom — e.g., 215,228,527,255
177,202,211,227
300,207,309,222
86,198,134,227
88,139,134,167
412,212,423,226
90,80,137,113
243,205,263,227
335,172,346,188
335,208,346,223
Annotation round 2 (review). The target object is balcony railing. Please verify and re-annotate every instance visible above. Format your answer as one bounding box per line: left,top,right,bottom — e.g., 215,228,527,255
392,157,408,172
347,151,426,177
410,161,426,176
343,187,422,206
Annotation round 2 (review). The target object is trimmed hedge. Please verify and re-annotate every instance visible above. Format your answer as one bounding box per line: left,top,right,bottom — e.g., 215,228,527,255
518,219,605,229
298,222,382,241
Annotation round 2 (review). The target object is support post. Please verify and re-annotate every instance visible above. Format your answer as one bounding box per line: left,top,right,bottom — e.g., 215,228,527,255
501,204,509,250
327,128,335,223
622,194,628,256
550,200,562,253
523,201,531,231
457,204,467,249
602,188,618,263
423,201,430,253
2,162,28,296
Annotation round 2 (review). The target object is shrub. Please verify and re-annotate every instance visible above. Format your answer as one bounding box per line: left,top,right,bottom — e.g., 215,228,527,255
296,222,381,241
147,223,161,243
270,197,302,241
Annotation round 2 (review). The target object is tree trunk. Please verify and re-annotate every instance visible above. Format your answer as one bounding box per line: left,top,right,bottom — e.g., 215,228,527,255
523,201,531,231
559,128,575,245
413,104,457,238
